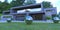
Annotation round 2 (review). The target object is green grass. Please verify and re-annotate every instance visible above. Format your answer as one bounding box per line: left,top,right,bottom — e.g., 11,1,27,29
0,22,60,30
0,14,2,16
0,14,2,20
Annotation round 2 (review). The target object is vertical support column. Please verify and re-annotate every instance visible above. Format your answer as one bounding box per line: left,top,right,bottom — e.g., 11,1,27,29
25,9,29,16
41,2,44,11
10,9,13,14
42,14,46,20
13,15,16,20
26,12,29,16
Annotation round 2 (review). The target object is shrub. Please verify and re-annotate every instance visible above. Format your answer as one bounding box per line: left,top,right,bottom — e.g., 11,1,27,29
7,20,11,23
53,17,59,23
25,20,32,25
25,16,33,25
53,20,59,23
46,16,51,20
7,18,12,23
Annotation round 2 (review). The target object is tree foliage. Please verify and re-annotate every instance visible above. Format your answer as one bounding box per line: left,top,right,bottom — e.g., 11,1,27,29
23,0,36,5
10,0,25,7
42,1,53,8
0,2,11,13
0,0,25,13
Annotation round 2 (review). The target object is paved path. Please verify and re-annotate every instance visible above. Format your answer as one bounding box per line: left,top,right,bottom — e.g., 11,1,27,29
0,20,54,23
33,20,53,23
0,20,60,23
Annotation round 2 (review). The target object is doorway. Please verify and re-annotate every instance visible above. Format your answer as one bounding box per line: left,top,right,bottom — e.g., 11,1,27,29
30,13,45,20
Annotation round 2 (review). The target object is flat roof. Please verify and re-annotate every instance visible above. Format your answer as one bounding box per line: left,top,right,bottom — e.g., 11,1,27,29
11,3,41,10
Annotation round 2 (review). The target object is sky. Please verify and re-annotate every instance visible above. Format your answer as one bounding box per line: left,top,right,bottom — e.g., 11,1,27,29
0,0,60,13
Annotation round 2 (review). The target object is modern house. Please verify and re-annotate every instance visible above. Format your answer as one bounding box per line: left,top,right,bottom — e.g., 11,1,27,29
2,3,57,21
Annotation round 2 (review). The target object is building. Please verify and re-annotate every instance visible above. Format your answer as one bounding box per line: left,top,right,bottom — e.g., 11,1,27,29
3,3,57,21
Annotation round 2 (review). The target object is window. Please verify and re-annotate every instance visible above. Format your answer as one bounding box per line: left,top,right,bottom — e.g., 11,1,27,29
46,10,52,12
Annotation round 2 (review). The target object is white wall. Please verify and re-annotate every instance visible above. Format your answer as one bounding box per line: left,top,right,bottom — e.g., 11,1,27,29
17,8,41,13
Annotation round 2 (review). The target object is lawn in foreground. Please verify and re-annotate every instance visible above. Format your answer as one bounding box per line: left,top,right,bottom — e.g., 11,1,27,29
0,22,60,30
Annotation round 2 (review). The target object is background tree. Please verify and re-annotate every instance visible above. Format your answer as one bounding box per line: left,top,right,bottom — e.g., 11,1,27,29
42,1,53,8
0,1,2,13
0,0,11,13
0,1,2,4
0,0,25,13
10,0,25,7
23,0,36,5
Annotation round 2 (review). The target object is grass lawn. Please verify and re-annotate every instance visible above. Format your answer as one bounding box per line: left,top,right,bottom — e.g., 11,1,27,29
0,14,2,16
0,22,60,30
0,14,2,20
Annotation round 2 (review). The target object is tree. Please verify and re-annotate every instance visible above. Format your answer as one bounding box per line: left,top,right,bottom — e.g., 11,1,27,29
23,0,36,5
0,1,2,4
42,1,53,8
0,1,2,13
0,0,25,13
10,0,25,7
0,1,11,13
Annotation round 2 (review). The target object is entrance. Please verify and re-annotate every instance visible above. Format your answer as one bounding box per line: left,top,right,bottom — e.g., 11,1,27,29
30,13,45,20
